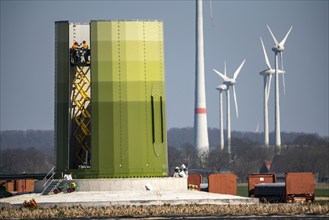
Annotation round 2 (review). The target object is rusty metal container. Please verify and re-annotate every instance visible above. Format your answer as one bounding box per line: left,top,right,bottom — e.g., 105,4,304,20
285,172,315,203
208,173,237,195
188,174,202,190
15,180,25,192
5,181,15,192
248,173,276,197
25,179,35,192
15,179,35,193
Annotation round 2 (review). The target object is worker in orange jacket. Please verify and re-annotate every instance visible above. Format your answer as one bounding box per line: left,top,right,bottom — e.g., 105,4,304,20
70,41,80,64
71,41,79,50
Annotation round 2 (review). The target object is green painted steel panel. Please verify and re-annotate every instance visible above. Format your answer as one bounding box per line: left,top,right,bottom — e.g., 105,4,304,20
90,21,167,178
55,21,70,173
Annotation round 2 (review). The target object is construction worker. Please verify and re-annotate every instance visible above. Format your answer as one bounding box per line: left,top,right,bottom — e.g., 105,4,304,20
72,41,79,50
70,42,79,64
81,40,90,64
81,40,89,50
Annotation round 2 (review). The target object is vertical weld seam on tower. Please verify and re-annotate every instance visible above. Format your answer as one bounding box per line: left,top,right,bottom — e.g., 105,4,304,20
143,22,149,165
117,21,123,167
158,22,164,92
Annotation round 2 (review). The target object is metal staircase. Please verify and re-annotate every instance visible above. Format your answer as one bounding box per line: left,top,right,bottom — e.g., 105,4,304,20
41,166,63,195
41,179,63,195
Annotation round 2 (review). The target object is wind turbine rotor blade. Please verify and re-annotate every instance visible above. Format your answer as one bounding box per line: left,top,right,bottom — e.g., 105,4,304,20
224,61,227,76
233,59,246,80
213,69,230,81
233,85,239,118
281,26,293,46
280,53,286,95
281,52,284,71
256,121,260,133
267,25,279,46
267,74,272,102
209,0,214,27
260,37,271,69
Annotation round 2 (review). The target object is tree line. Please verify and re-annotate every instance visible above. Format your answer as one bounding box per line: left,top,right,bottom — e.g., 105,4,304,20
1,129,328,182
168,128,328,182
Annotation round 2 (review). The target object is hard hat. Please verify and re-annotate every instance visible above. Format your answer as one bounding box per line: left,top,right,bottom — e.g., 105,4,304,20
181,164,186,169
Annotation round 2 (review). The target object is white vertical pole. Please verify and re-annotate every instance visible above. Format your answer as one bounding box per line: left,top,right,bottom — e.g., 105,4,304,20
264,76,269,147
226,89,231,154
274,53,281,154
219,91,224,150
194,0,209,156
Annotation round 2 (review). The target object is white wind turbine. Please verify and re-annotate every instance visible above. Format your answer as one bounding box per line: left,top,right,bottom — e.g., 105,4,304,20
216,83,227,151
213,59,246,154
267,25,293,154
259,37,285,147
215,62,228,151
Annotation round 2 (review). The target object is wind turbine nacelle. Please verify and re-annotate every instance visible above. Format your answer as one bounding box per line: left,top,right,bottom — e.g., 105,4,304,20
272,45,285,53
259,69,272,76
216,84,227,91
224,80,235,86
260,69,285,76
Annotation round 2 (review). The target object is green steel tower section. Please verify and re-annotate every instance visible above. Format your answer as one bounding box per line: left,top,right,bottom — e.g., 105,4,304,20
55,20,168,178
55,21,70,173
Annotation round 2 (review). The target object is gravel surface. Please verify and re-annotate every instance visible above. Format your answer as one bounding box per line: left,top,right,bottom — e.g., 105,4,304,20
1,203,329,219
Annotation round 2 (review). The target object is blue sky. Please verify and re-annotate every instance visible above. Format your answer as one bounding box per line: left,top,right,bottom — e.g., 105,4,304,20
0,0,328,137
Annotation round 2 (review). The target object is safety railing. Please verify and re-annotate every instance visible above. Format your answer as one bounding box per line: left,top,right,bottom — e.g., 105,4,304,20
41,166,56,194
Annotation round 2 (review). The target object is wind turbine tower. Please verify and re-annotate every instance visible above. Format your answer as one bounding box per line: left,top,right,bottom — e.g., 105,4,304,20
267,25,292,154
194,0,209,155
216,83,227,151
259,37,285,147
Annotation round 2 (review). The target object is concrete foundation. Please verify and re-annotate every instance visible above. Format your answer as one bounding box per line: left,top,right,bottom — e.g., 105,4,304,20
1,177,259,207
75,177,187,192
34,177,187,193
0,191,258,208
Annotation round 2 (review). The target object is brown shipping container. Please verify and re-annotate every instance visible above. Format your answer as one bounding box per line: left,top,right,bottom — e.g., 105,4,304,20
15,180,25,192
208,173,237,195
188,174,202,190
248,173,276,197
15,179,35,193
5,181,15,192
285,172,314,202
25,179,35,192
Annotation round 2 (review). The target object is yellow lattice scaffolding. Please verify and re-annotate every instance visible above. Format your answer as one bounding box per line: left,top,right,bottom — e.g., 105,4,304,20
70,65,91,166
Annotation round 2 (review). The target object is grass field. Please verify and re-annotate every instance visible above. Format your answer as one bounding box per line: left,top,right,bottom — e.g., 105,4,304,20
237,183,329,198
237,184,249,197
